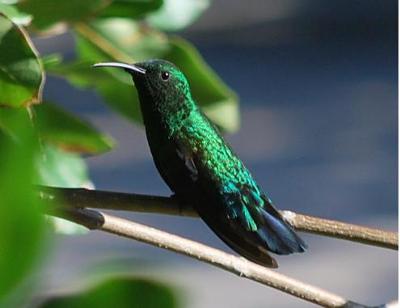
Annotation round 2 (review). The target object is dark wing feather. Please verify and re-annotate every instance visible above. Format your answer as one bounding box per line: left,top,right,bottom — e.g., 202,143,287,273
215,183,307,258
149,137,198,196
235,189,307,255
192,163,305,267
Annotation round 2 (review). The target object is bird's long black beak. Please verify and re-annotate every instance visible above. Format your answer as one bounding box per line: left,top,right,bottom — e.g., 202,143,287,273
93,62,146,74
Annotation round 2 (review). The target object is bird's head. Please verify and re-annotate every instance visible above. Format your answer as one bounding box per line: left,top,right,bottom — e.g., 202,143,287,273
93,60,195,120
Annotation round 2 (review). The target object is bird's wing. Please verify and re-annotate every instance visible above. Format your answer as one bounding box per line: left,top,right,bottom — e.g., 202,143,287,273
220,184,307,255
168,136,306,267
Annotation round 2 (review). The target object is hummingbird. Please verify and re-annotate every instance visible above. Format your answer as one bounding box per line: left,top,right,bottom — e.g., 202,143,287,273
94,60,306,267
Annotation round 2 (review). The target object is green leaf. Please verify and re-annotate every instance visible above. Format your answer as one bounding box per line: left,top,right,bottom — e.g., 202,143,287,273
41,53,62,70
49,216,88,235
0,107,45,301
34,102,114,154
99,0,163,19
36,144,93,234
49,60,144,122
16,0,110,30
36,144,91,188
0,105,32,138
0,106,94,186
35,144,92,234
0,3,32,26
147,0,210,31
51,19,239,132
40,277,178,308
0,13,44,107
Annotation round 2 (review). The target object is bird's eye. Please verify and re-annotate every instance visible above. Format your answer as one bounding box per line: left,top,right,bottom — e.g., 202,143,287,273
161,71,170,81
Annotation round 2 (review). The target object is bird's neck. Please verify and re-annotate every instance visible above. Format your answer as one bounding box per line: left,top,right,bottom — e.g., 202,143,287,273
139,92,197,138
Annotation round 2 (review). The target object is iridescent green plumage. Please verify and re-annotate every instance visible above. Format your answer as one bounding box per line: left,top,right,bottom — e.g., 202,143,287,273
94,60,307,268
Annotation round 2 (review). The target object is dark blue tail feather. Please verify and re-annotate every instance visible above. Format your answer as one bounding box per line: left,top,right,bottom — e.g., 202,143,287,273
258,207,307,255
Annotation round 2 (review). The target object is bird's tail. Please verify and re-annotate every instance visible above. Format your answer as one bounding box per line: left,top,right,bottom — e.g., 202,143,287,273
194,191,307,268
254,204,307,255
196,201,307,268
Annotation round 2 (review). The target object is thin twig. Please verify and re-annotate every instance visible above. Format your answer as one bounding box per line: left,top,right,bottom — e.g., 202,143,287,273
39,186,398,250
74,23,134,63
51,206,367,308
281,211,397,250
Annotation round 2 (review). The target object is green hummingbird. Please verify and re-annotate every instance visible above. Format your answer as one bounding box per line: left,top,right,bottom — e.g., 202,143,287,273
94,60,306,267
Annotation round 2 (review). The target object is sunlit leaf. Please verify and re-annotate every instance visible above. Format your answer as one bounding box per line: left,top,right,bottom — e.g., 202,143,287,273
147,0,210,31
34,102,114,154
0,108,45,301
40,277,178,308
0,13,43,107
0,3,31,25
36,144,91,188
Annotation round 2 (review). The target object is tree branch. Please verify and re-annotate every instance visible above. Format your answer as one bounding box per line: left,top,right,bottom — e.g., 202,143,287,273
40,187,398,250
50,206,367,308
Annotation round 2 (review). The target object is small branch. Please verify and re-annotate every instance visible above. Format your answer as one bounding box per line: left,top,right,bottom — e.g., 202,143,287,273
281,211,397,250
74,23,134,64
51,206,366,308
40,187,398,250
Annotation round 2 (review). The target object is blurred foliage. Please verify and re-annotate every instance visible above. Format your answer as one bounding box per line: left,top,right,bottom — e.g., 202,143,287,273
35,144,91,188
34,102,114,154
0,3,31,25
50,19,239,131
40,277,179,308
99,0,163,19
17,0,109,30
0,0,239,305
0,108,45,303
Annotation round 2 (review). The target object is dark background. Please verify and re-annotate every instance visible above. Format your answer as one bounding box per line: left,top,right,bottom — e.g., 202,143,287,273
37,1,398,307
